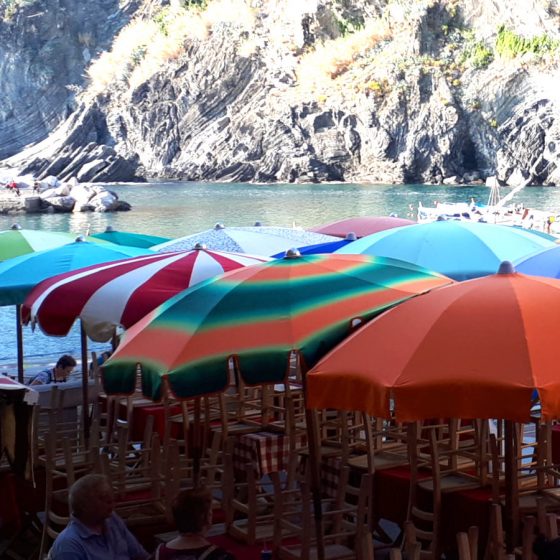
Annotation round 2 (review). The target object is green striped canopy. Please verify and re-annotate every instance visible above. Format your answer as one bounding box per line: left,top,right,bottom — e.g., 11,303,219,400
102,254,452,399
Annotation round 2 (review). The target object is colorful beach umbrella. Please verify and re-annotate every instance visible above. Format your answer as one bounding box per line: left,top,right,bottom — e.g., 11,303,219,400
23,245,269,342
90,226,170,249
270,233,357,258
0,240,151,306
307,262,560,551
0,225,111,261
515,244,560,279
307,262,560,422
336,220,555,280
101,253,452,400
152,224,338,256
0,239,151,381
309,216,415,238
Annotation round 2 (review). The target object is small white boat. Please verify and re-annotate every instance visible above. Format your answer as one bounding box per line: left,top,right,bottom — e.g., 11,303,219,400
417,182,560,236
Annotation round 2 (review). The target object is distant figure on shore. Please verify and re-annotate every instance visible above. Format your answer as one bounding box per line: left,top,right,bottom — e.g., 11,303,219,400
154,486,236,559
48,474,149,560
6,180,20,196
27,354,77,385
33,180,41,194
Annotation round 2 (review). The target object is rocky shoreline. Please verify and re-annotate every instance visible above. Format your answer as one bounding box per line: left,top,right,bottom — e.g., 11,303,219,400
0,173,131,214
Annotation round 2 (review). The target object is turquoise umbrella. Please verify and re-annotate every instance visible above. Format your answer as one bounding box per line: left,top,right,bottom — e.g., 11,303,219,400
0,239,152,305
91,226,170,249
0,224,113,260
336,221,555,281
0,239,152,382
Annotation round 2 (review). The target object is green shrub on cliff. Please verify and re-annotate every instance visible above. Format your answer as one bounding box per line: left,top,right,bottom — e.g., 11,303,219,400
495,25,560,58
460,30,493,69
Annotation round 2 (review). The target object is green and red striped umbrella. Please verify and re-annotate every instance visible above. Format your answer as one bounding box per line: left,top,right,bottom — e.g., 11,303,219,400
102,253,452,400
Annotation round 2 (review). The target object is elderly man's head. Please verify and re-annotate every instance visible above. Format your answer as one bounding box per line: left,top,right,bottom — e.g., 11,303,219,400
70,474,114,525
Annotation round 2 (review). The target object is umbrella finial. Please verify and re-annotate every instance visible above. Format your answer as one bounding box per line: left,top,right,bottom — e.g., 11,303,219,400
75,235,86,243
345,232,357,241
10,223,22,230
194,243,207,250
105,225,115,233
254,221,263,227
284,248,301,259
214,223,225,230
498,261,515,275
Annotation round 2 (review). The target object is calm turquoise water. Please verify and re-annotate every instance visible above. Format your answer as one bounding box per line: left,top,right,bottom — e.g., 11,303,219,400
2,181,560,367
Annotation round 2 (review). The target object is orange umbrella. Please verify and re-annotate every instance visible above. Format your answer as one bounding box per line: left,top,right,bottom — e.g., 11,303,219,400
307,262,560,423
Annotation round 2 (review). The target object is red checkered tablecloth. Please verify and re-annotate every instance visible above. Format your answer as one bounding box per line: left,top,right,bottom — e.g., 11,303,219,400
233,431,306,478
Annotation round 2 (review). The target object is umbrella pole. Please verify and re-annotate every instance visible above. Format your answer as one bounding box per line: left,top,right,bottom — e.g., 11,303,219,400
504,420,519,552
302,369,325,560
193,397,202,486
16,304,24,383
80,322,90,445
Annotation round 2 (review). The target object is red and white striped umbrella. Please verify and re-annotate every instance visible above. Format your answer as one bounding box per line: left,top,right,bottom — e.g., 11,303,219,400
22,245,269,342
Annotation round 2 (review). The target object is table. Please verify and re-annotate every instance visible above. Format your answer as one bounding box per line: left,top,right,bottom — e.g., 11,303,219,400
233,430,306,478
551,424,560,464
318,455,492,555
131,403,182,441
99,394,181,441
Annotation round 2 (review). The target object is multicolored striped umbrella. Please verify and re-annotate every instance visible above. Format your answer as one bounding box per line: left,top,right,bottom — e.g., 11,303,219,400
90,227,170,249
0,226,111,261
101,253,452,399
23,246,269,343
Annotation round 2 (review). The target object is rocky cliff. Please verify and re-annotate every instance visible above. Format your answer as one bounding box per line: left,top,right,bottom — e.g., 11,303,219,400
1,0,559,186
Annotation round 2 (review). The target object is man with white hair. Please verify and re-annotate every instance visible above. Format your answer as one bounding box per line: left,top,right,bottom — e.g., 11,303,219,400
48,474,149,560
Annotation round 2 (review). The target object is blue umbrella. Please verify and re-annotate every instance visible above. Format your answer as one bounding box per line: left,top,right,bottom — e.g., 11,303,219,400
271,233,357,258
0,238,152,383
515,245,560,278
336,221,555,281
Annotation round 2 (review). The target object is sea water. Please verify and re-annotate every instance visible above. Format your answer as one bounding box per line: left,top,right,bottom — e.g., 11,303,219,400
2,180,560,367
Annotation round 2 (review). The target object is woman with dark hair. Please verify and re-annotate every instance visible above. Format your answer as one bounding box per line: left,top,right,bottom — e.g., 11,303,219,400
155,487,235,560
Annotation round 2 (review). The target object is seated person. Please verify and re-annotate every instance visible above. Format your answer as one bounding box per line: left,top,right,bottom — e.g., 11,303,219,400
27,354,77,386
89,350,112,375
48,474,149,560
155,487,235,559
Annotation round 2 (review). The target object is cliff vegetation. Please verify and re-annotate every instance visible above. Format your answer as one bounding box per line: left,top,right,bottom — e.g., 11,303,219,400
1,0,559,186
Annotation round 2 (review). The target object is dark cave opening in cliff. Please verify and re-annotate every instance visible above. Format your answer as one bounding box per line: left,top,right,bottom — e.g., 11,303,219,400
461,136,478,172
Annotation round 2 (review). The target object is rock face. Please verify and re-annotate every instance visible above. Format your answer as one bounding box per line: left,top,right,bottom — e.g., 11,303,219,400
1,0,560,186
0,0,139,159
